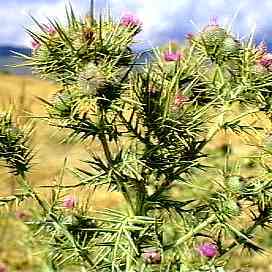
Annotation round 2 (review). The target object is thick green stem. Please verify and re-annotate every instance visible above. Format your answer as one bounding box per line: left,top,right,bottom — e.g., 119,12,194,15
170,214,217,249
98,129,135,215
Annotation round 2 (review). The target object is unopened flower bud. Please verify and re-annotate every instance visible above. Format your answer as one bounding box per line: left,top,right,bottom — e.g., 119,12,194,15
226,176,242,193
224,199,241,216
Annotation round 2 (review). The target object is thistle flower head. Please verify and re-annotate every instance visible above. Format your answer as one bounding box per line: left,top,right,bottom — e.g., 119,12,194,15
42,24,56,35
258,53,272,69
197,243,218,258
143,249,161,264
163,51,184,62
120,12,142,30
31,39,41,50
63,195,76,209
0,263,7,272
209,16,219,26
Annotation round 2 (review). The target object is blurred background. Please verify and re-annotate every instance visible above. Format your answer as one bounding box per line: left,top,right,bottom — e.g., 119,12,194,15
2,0,272,74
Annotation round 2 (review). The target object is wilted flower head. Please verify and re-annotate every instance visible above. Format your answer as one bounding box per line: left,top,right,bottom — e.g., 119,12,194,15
63,195,76,209
42,24,56,35
31,39,41,50
0,263,7,272
163,51,184,62
258,53,272,69
143,249,161,264
120,13,142,29
197,243,218,258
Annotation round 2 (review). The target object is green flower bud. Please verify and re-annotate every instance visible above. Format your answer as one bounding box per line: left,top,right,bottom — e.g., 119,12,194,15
78,63,107,97
51,90,77,118
226,176,242,193
224,199,241,216
201,26,227,47
220,37,240,57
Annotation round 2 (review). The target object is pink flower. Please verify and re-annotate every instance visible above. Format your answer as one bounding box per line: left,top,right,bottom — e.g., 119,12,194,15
42,24,56,35
185,32,194,40
120,13,142,29
197,243,218,258
209,16,219,26
63,195,76,209
0,263,7,272
174,95,189,107
202,16,220,32
31,39,41,50
143,249,161,264
259,53,272,69
163,51,184,62
15,211,30,221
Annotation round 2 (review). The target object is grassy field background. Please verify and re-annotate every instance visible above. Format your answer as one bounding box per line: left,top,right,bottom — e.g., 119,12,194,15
0,74,271,271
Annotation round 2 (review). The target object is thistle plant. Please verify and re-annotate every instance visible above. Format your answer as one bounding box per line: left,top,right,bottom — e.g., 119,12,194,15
2,2,272,271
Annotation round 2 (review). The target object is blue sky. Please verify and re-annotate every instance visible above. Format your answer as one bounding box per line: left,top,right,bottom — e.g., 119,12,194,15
2,0,272,47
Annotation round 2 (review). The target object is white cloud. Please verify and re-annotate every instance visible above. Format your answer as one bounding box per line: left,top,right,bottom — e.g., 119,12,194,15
1,0,272,47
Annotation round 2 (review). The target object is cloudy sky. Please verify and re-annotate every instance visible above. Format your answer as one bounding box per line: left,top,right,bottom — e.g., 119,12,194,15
2,0,272,48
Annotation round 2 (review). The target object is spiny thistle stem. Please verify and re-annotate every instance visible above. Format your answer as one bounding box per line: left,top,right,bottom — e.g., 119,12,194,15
172,214,217,249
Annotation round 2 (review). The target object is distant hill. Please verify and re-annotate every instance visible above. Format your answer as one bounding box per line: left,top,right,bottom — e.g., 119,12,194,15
0,45,32,75
0,45,31,57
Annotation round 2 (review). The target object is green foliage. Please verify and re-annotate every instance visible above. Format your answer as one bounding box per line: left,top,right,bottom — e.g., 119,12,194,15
0,110,34,176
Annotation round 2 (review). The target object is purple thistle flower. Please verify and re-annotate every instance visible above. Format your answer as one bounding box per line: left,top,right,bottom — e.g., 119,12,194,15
63,195,76,209
163,51,184,62
197,243,218,258
202,16,220,33
259,53,272,69
120,13,142,29
209,16,219,26
143,249,161,264
0,263,7,272
42,24,56,35
31,39,41,50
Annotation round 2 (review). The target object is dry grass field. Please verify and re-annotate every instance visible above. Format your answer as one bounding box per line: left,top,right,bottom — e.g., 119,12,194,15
0,74,271,271
0,74,122,207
